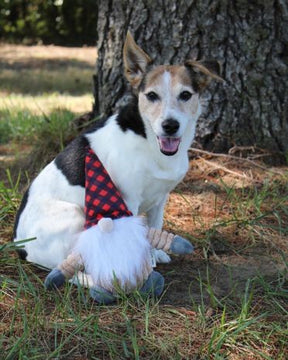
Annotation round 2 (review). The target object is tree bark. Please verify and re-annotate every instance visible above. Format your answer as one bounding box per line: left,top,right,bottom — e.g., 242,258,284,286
93,0,288,160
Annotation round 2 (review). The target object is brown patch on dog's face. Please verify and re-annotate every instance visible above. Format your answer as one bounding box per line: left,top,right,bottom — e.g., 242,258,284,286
184,59,223,92
138,65,201,155
147,65,192,86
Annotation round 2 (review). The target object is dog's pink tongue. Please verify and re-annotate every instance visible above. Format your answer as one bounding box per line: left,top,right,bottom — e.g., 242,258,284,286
158,137,181,154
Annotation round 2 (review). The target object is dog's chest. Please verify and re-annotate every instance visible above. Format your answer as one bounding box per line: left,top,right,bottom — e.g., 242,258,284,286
110,156,186,214
86,122,188,214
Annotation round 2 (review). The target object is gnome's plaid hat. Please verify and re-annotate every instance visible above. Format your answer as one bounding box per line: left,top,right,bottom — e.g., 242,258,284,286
84,147,132,229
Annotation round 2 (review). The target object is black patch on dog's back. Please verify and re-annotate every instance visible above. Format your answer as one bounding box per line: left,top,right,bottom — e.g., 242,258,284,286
116,97,146,138
55,135,88,187
55,117,108,186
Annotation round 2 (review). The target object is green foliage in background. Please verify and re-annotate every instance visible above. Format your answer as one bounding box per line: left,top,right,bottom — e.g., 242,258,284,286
0,0,98,45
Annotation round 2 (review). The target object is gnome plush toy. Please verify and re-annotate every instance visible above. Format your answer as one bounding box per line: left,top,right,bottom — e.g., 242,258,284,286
44,147,194,304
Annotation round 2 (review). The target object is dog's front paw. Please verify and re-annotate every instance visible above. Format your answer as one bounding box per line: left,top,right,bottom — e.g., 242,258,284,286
152,249,171,264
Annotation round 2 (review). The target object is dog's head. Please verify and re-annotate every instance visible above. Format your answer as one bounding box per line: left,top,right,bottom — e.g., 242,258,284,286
123,31,223,156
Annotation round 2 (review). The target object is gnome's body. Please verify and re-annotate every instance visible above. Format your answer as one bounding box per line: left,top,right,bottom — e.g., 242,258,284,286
45,147,193,303
74,216,153,293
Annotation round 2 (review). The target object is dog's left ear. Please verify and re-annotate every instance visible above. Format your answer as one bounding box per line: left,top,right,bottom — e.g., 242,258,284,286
185,59,224,93
123,31,152,89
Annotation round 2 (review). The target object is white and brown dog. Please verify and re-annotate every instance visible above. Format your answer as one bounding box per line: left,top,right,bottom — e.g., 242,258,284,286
14,32,222,276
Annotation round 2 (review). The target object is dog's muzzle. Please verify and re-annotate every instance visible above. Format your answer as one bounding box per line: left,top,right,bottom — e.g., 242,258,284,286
157,119,181,156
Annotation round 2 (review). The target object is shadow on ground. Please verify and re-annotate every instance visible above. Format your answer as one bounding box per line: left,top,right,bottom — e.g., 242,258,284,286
0,57,95,95
158,252,285,307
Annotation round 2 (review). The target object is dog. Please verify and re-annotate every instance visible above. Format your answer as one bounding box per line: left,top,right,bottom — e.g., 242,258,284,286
13,32,222,274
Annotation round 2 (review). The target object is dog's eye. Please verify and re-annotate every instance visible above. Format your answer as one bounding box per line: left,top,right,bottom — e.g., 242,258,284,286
178,91,192,101
145,91,160,102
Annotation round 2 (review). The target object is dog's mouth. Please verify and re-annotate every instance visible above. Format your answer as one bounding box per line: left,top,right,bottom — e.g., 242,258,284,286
157,136,181,156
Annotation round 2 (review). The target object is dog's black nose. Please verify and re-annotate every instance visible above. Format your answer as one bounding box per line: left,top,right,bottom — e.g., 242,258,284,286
162,119,180,135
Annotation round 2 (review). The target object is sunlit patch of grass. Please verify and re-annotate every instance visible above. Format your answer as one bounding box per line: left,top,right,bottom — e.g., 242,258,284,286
0,43,96,97
0,44,95,114
0,92,93,115
0,67,94,96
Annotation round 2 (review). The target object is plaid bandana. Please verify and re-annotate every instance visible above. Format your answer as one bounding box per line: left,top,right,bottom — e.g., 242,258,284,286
84,147,133,229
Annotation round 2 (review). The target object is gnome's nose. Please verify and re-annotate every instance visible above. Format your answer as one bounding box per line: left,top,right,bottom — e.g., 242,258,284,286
98,217,114,233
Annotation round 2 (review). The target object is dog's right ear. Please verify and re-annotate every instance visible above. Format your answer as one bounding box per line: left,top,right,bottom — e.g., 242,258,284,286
185,59,224,93
123,31,152,89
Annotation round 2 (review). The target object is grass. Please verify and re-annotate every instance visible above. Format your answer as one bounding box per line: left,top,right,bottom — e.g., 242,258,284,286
1,268,197,359
1,44,288,359
0,67,94,95
0,43,95,114
0,93,93,116
0,107,77,145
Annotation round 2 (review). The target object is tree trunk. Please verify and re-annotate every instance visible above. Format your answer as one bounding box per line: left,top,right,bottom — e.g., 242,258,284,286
93,0,288,160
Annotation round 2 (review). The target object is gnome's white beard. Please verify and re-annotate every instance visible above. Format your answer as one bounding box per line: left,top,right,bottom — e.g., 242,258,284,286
73,216,153,293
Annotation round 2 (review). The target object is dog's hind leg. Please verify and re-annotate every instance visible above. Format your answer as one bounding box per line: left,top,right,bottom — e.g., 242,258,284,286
14,199,85,269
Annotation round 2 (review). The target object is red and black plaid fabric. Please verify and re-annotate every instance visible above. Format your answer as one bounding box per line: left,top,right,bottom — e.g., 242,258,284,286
84,147,132,229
